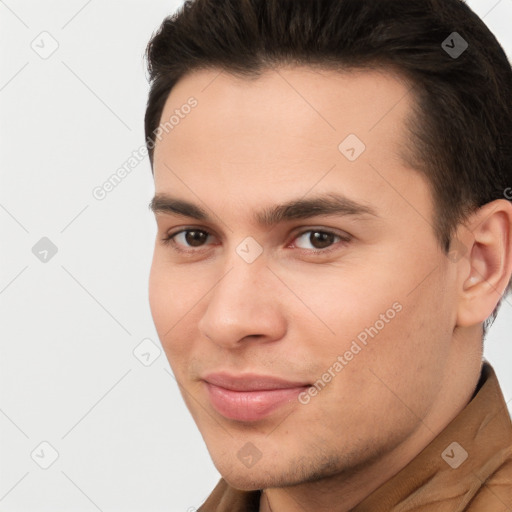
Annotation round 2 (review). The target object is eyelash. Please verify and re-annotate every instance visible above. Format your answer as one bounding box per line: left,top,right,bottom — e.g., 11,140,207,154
160,228,351,255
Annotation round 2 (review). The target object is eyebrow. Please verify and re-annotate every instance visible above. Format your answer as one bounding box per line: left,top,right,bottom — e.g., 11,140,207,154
148,192,378,227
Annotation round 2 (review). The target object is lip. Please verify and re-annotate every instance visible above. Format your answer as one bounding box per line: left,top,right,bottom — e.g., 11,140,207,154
202,372,311,422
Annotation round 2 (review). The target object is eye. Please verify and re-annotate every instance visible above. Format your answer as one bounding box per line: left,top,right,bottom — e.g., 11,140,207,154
292,229,349,252
160,228,351,254
161,229,214,251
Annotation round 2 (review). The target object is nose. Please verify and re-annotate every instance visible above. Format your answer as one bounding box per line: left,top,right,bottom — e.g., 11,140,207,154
197,253,287,349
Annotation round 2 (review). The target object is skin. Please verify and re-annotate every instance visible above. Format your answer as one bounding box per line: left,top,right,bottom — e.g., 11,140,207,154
148,66,512,512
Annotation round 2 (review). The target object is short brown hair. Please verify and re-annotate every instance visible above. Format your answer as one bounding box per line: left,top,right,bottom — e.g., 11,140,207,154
144,0,512,332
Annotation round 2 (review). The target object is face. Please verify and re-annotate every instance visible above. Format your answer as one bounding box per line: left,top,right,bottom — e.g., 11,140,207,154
148,67,460,490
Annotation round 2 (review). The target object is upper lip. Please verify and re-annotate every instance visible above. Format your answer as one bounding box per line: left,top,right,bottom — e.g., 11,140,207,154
202,372,310,391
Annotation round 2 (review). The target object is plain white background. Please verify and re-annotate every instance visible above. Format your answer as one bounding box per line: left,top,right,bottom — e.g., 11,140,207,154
1,1,511,510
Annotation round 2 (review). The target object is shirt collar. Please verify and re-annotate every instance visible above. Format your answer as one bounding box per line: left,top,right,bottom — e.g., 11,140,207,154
353,361,512,510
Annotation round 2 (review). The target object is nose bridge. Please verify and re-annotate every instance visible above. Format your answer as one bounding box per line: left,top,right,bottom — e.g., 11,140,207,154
198,242,285,345
216,233,270,299
211,245,269,317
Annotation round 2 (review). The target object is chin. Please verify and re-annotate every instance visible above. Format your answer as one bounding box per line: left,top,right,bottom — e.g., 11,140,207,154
223,474,268,491
217,456,305,491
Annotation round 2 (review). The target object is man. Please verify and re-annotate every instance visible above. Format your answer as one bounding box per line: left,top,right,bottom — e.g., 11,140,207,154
144,0,512,510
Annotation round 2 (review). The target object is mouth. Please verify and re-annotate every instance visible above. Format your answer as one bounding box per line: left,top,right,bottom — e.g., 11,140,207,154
202,372,311,422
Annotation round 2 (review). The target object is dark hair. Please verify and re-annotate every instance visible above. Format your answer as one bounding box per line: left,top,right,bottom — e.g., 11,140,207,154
144,0,512,333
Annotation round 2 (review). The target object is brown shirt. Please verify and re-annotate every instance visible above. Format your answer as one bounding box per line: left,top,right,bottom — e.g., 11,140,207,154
198,362,512,511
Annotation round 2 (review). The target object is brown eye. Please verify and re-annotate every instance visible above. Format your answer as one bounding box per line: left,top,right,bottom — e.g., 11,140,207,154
294,230,342,251
161,229,213,250
182,230,209,247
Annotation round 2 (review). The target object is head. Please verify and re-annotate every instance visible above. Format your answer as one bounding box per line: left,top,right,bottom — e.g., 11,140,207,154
145,0,512,492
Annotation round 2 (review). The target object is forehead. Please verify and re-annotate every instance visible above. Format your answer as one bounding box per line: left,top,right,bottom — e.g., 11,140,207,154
151,66,430,227
153,66,416,169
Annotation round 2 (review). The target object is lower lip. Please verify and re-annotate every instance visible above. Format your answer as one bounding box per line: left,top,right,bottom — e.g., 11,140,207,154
204,382,309,422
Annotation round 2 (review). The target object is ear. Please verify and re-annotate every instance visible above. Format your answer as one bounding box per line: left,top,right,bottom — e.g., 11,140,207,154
455,199,512,327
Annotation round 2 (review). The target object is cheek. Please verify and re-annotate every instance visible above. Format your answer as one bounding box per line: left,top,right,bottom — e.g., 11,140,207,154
293,271,401,349
148,258,185,350
148,256,208,370
299,252,452,377
349,277,454,410
148,252,194,325
148,257,170,330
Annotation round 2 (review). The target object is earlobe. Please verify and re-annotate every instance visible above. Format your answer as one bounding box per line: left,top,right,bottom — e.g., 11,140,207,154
456,199,512,327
